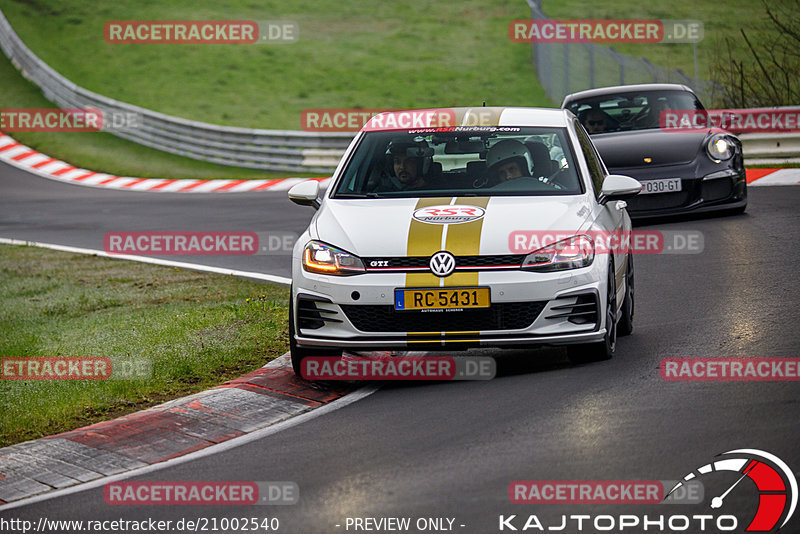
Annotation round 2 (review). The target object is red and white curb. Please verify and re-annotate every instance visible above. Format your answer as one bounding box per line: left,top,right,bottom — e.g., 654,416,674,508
745,168,800,186
0,132,331,193
0,355,370,507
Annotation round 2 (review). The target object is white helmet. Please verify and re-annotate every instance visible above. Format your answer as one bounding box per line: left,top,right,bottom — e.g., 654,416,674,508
486,139,533,175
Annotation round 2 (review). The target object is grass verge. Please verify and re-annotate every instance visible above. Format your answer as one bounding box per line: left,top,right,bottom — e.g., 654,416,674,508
0,244,289,447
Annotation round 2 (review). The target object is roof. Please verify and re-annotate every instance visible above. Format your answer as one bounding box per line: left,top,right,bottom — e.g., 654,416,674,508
561,83,695,107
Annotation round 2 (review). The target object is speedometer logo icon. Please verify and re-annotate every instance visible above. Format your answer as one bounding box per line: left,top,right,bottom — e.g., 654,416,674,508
666,449,797,532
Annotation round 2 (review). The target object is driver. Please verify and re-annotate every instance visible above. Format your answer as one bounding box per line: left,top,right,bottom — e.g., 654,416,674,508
581,109,608,134
486,139,533,183
373,138,431,191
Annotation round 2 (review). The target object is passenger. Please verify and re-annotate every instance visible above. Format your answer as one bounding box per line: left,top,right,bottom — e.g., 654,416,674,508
486,139,534,183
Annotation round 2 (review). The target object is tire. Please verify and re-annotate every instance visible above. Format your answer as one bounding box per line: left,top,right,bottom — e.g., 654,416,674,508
567,260,617,364
289,287,342,377
617,254,634,337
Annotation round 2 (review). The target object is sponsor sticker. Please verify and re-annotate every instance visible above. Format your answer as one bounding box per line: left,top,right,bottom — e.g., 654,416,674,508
412,205,486,225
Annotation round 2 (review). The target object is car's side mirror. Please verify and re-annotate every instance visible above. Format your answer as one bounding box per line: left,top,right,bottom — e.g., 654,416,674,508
599,174,642,205
288,181,321,209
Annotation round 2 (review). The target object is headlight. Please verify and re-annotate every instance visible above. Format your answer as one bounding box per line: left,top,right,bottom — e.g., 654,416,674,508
302,241,365,275
521,235,594,272
707,133,734,162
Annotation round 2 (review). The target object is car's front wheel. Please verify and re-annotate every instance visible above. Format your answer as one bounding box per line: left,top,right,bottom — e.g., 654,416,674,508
567,261,617,364
289,288,343,377
617,254,634,337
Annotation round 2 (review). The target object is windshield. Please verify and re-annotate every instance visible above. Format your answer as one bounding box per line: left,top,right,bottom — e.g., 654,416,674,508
332,127,583,198
565,90,705,134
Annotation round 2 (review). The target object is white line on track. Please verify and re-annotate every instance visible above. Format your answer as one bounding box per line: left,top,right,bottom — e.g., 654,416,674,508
0,237,292,285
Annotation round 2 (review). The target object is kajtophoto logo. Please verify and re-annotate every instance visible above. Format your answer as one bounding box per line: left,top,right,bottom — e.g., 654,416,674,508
665,449,797,533
499,449,796,532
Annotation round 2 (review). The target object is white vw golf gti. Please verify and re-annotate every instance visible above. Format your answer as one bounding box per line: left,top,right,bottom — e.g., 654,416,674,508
288,107,641,375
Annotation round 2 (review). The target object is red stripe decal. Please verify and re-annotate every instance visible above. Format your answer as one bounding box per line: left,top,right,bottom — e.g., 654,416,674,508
148,179,179,190
212,180,247,191
121,178,149,188
177,180,208,191
72,172,97,181
51,166,77,176
32,158,57,168
11,150,38,161
0,142,21,152
253,180,281,191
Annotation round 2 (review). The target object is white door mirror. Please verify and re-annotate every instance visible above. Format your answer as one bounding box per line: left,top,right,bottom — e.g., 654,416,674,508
288,180,321,209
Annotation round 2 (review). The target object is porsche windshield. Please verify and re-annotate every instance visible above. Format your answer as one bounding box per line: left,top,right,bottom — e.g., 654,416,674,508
565,90,704,133
332,127,583,198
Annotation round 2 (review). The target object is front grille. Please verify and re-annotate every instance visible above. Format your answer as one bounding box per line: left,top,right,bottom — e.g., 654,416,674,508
627,191,690,211
363,254,525,271
340,302,546,332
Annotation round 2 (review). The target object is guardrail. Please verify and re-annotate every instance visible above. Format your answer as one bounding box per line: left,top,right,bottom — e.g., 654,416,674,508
0,9,354,173
739,133,800,163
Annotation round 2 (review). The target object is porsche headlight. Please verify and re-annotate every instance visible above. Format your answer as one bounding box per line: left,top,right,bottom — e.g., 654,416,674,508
707,133,734,162
521,235,594,272
303,241,365,275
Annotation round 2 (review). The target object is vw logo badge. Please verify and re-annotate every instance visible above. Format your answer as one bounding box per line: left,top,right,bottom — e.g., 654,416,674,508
429,251,456,277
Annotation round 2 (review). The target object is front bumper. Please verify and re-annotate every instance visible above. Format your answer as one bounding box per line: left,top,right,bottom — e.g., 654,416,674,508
292,267,609,351
617,164,747,220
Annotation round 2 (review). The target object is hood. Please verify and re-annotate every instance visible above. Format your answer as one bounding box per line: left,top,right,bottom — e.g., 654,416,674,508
314,196,593,257
591,129,709,168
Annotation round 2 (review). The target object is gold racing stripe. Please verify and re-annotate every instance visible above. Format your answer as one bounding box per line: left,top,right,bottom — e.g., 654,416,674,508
439,197,490,337
443,197,490,288
405,197,450,287
404,197,491,340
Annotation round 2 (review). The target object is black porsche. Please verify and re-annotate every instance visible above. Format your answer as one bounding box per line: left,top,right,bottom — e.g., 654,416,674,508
562,83,747,219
